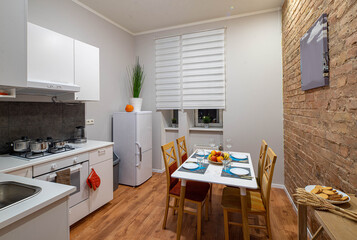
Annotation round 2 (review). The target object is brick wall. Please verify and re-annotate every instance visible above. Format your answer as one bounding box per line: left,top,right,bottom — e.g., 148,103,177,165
282,0,357,237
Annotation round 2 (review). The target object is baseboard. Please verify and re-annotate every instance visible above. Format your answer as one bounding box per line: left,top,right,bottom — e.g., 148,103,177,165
152,168,165,173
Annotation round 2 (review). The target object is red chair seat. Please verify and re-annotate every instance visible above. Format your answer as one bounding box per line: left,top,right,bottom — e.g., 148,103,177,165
169,181,210,202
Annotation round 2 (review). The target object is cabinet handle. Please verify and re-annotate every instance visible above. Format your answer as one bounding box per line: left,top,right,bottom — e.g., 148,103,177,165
98,149,106,155
51,163,57,170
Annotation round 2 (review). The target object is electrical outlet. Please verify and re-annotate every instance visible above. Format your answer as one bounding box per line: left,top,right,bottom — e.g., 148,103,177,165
86,119,94,125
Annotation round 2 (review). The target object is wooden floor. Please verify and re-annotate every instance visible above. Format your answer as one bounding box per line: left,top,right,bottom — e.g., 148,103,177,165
70,173,297,240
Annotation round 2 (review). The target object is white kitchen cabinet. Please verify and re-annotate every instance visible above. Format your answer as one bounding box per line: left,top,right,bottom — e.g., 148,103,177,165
27,22,74,85
0,0,27,88
89,159,113,212
7,167,32,178
74,40,100,101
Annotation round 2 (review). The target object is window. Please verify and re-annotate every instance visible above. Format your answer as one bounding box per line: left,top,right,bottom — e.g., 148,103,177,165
195,109,223,127
155,28,226,110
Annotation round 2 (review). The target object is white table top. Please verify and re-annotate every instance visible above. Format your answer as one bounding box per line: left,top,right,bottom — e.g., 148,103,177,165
172,151,258,189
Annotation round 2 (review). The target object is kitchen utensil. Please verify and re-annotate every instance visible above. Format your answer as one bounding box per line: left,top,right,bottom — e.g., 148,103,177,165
182,162,199,170
11,136,30,152
230,168,250,176
52,139,68,149
231,153,248,159
30,139,49,153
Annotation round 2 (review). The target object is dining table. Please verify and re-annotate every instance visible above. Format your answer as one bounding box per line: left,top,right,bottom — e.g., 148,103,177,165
171,150,258,240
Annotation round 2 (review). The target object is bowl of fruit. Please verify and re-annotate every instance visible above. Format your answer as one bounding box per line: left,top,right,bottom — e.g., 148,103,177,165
207,150,230,165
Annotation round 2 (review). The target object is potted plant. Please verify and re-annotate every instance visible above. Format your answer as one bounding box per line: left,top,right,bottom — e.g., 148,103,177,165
202,116,211,128
172,118,178,128
128,57,145,112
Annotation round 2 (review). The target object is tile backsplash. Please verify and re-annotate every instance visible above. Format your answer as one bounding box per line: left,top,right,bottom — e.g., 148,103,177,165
0,102,85,154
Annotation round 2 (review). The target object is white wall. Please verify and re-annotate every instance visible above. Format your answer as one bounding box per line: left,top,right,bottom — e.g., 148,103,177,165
135,10,284,184
28,0,135,142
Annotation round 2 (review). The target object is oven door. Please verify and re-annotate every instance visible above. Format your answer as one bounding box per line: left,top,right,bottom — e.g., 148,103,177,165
34,161,89,208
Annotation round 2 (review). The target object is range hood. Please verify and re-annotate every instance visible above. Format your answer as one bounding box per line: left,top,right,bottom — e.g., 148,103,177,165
16,80,80,96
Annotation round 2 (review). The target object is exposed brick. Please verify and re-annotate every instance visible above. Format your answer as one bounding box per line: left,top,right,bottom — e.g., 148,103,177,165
282,0,357,239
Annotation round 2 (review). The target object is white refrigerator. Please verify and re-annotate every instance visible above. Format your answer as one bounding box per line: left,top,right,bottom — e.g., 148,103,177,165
113,111,152,186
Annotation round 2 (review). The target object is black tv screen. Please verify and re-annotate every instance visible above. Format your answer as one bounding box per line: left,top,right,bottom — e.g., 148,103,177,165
300,13,329,91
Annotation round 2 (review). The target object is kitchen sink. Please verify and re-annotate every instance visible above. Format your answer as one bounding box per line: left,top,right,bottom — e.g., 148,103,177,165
0,181,41,210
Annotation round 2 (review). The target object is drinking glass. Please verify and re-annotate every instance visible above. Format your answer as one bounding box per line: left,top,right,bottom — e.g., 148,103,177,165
209,138,215,148
197,156,204,167
222,158,229,171
225,138,232,154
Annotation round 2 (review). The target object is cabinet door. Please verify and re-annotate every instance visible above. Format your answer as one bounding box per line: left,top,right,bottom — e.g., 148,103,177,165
0,0,27,87
74,40,100,101
7,167,32,178
89,159,113,212
28,23,74,84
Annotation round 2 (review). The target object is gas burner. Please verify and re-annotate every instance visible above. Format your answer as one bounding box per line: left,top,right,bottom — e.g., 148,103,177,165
10,140,75,161
48,145,75,154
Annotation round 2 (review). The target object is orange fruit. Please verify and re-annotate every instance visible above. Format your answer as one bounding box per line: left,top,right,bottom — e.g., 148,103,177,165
217,156,224,163
125,104,134,112
211,150,216,156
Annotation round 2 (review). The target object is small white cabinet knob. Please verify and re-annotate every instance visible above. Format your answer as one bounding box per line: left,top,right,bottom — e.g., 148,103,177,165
51,163,57,170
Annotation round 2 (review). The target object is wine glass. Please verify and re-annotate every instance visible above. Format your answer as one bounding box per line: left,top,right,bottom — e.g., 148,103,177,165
222,158,230,171
225,138,232,155
209,138,215,149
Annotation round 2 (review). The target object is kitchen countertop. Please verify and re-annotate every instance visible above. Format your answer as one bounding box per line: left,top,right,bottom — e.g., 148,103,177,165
0,173,76,229
0,140,114,173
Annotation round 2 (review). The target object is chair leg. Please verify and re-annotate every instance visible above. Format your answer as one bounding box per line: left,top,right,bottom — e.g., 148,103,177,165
173,198,178,215
162,195,170,229
197,203,202,240
205,200,209,221
223,209,229,240
265,213,272,240
209,184,213,213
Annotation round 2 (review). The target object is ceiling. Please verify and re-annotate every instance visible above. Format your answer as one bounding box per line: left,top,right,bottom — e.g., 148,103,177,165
75,0,284,35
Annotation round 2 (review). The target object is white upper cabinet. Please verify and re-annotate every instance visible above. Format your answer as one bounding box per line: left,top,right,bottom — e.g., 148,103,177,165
0,0,27,88
74,40,100,101
27,23,74,85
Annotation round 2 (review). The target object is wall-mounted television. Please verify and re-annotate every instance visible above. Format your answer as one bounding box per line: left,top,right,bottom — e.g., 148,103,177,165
300,13,329,91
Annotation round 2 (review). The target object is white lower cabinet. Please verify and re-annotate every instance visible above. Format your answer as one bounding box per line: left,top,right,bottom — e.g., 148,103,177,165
69,199,90,226
89,159,113,212
7,167,32,178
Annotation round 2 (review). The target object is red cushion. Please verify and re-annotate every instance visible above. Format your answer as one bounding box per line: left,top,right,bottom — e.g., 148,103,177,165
169,162,179,190
181,153,188,164
169,181,210,202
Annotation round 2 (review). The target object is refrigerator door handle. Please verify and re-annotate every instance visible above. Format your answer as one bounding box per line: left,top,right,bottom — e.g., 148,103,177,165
136,142,142,167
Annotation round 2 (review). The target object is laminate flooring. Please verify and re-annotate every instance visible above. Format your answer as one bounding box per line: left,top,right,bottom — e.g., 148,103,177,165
70,173,297,240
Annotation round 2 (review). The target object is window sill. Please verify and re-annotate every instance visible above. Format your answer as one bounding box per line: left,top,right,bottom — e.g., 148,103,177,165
165,127,178,131
189,127,223,132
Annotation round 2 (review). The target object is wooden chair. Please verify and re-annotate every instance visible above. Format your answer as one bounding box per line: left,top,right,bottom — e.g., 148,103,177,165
161,141,210,240
176,136,213,211
221,147,277,240
257,140,268,188
176,136,188,166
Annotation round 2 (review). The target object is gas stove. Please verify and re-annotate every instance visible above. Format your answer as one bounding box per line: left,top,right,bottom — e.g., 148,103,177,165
10,143,75,160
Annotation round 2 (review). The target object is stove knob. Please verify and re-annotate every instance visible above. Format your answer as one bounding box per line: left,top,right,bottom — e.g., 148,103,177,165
51,163,57,170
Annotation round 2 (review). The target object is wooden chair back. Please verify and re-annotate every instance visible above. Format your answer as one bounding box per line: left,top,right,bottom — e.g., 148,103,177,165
161,142,179,194
257,140,268,187
261,147,277,212
176,136,188,166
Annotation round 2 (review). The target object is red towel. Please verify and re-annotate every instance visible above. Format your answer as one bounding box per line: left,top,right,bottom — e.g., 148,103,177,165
86,169,101,190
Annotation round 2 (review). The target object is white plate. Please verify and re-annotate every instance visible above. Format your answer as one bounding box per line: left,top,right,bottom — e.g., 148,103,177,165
305,185,351,205
182,162,199,170
196,150,205,156
230,168,249,176
231,153,247,159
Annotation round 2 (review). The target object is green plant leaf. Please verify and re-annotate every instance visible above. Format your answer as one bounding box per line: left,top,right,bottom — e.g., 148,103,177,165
128,57,145,98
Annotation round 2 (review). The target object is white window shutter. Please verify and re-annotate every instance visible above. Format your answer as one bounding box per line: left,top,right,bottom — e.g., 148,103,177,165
155,36,181,110
155,29,225,110
182,29,225,109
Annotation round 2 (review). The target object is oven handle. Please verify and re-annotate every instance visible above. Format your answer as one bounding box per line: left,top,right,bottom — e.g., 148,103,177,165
47,164,83,180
